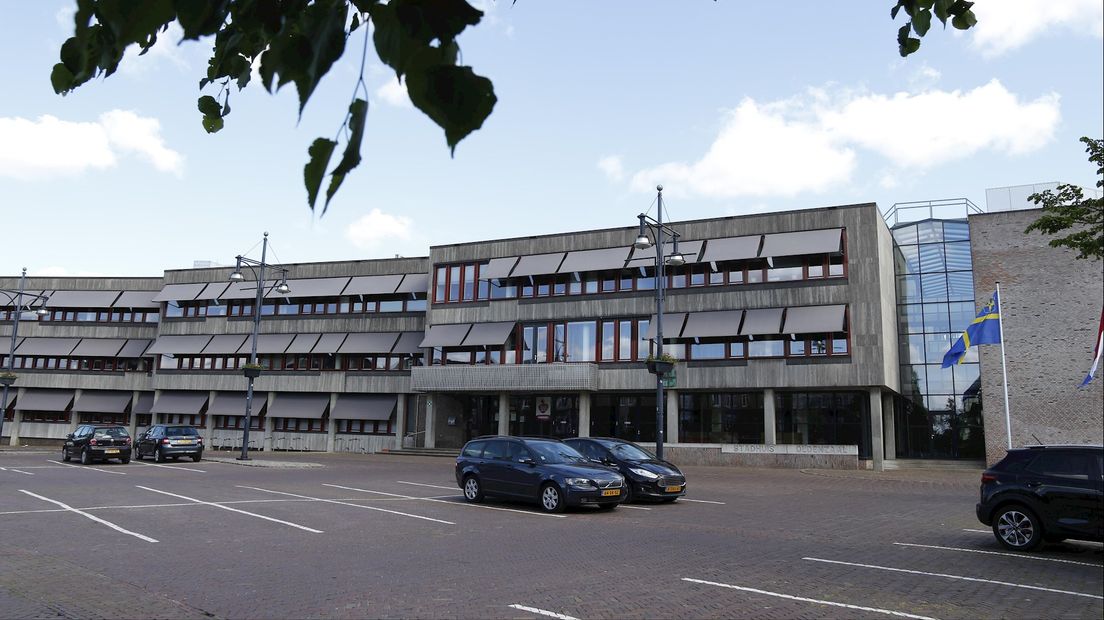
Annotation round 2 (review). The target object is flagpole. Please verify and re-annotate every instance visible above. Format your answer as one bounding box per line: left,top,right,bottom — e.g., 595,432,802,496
996,281,1012,449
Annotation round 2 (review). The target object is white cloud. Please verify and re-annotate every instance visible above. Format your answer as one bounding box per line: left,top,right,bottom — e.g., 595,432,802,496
970,0,1103,57
0,110,184,180
628,80,1059,200
597,155,625,182
908,64,942,90
375,77,411,108
346,209,414,249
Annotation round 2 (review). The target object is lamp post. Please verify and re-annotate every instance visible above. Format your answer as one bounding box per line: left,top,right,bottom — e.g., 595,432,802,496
633,185,685,461
1,268,50,445
228,233,290,460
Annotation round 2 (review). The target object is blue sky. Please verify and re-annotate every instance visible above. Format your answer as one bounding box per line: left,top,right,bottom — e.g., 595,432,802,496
1,1,1102,276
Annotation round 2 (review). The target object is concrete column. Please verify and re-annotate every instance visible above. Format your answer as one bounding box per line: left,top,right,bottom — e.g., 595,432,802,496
763,388,776,445
151,389,162,427
326,393,338,452
882,391,896,461
665,389,679,444
577,392,591,437
425,394,436,448
262,391,275,452
394,393,407,447
497,393,510,436
869,388,884,471
13,386,28,444
205,390,216,444
69,389,82,434
8,409,21,446
128,390,140,439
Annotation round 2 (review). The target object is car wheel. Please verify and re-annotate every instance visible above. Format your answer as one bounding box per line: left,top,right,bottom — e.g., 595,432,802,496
155,447,166,463
622,481,634,504
540,483,565,514
192,453,202,463
133,446,142,461
62,447,71,462
462,475,484,503
80,448,91,465
993,504,1044,551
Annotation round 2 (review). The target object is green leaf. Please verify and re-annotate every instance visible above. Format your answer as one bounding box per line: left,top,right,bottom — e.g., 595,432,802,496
951,10,977,30
174,0,231,40
50,63,75,94
370,0,479,78
258,0,348,114
304,137,338,211
350,12,361,33
201,114,224,133
95,0,176,47
891,2,903,19
897,24,921,57
933,0,952,25
324,98,369,211
912,9,932,36
197,94,221,117
405,64,496,154
395,0,483,44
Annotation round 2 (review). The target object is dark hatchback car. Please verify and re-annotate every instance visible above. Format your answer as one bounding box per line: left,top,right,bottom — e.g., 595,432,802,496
456,436,625,513
565,437,686,503
134,425,204,462
62,424,132,465
976,445,1103,551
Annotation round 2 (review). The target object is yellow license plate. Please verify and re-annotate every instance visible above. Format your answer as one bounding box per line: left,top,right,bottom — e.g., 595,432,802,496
105,449,120,454
665,485,682,493
601,489,620,497
176,440,194,445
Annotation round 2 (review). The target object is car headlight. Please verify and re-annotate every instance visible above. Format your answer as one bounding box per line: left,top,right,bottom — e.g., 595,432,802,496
565,477,596,489
629,467,660,480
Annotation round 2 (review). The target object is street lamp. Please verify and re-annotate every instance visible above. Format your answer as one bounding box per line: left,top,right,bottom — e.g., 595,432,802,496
633,185,684,461
229,232,290,460
1,268,50,445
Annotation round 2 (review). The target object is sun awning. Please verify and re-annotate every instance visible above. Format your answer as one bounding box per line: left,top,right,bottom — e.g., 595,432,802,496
479,257,518,280
509,253,565,278
339,332,400,354
17,389,74,412
14,337,80,356
759,228,842,258
627,240,705,265
462,322,516,346
2,290,50,308
237,334,295,355
71,338,127,357
283,277,351,298
73,390,132,414
681,310,745,339
151,283,206,302
219,281,287,300
206,391,268,416
312,333,348,354
267,393,329,419
395,273,429,295
151,391,209,415
740,308,784,336
195,283,230,300
783,305,847,334
344,274,403,296
132,393,154,415
285,333,321,354
701,236,762,263
392,332,424,354
558,247,631,274
332,394,396,421
118,339,152,358
45,290,121,308
419,324,472,348
202,334,248,355
645,313,687,339
146,335,213,355
114,290,159,308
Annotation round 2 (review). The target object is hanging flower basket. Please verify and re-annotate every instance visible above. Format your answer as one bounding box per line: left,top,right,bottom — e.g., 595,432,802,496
645,355,675,375
242,365,263,378
0,373,16,386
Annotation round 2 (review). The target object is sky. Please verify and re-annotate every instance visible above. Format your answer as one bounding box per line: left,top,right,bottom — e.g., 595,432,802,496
1,0,1102,277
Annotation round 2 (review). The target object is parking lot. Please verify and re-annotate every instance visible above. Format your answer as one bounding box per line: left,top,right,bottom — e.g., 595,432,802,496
2,449,1101,619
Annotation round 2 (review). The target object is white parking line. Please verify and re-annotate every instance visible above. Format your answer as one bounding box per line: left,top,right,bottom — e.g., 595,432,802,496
19,490,158,543
325,483,568,519
130,461,206,473
962,528,990,534
619,505,652,511
679,498,726,505
237,485,455,526
0,467,33,475
802,557,1104,600
48,460,126,475
136,485,322,534
681,578,936,620
508,604,579,620
892,542,1103,567
396,480,456,491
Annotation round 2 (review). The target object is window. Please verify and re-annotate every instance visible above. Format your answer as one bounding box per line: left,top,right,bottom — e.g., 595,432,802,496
748,338,784,358
566,321,596,362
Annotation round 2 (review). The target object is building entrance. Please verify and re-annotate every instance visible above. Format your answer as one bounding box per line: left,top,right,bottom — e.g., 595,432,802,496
509,395,578,439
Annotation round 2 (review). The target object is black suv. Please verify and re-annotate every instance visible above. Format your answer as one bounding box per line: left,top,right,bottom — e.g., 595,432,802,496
134,425,204,462
976,445,1103,551
564,437,686,503
63,424,132,465
455,436,625,513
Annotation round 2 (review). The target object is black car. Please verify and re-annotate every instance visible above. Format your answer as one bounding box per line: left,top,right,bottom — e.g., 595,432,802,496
455,436,625,513
62,424,132,465
976,445,1103,551
134,425,204,462
565,437,686,503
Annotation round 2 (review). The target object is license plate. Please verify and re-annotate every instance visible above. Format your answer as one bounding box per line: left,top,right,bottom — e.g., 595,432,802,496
105,449,120,454
665,485,682,493
601,489,620,497
175,440,194,445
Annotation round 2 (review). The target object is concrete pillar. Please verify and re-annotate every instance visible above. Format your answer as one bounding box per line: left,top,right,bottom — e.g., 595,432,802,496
8,409,21,446
205,390,217,444
497,393,509,436
665,389,679,444
13,386,28,444
394,393,407,447
578,392,591,437
425,394,436,448
128,390,140,439
869,388,884,471
763,388,777,445
69,389,82,434
151,389,162,427
262,391,275,452
882,391,896,461
326,393,338,452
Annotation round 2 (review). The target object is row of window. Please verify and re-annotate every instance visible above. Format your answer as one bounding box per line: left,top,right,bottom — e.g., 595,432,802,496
37,309,160,323
4,357,150,372
158,354,421,371
2,410,391,436
434,254,847,304
165,296,427,319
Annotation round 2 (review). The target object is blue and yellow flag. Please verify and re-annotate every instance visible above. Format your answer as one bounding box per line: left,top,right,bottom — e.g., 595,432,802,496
942,290,1002,368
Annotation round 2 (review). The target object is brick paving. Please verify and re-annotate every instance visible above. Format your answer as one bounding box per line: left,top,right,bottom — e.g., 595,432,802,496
1,451,1100,619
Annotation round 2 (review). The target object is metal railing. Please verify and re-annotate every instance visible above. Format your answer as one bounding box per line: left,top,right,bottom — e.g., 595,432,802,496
883,198,983,226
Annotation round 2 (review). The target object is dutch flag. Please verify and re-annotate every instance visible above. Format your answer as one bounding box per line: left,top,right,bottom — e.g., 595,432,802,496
1083,308,1104,387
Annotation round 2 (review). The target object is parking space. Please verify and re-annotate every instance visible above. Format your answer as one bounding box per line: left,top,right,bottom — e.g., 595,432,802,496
1,451,1100,619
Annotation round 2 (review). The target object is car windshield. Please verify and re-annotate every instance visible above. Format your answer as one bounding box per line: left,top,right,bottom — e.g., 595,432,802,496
166,427,199,436
602,441,654,462
526,441,588,465
93,427,129,438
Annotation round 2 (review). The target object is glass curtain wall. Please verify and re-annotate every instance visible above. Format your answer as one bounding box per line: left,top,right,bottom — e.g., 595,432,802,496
589,393,657,442
891,219,985,459
509,395,579,438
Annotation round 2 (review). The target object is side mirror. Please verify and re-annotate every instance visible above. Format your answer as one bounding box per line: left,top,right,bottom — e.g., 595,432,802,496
518,457,535,466
66,433,74,439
